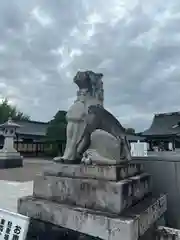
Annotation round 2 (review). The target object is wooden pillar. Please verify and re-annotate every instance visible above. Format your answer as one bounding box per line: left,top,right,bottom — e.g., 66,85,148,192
17,136,19,152
173,137,176,151
42,142,45,153
149,140,152,151
35,142,38,156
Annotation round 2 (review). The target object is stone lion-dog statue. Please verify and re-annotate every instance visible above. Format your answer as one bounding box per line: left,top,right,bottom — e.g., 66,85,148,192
54,70,131,164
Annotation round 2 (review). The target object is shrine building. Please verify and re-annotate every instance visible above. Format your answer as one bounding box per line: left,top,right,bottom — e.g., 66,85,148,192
0,120,51,156
0,119,145,157
141,111,180,151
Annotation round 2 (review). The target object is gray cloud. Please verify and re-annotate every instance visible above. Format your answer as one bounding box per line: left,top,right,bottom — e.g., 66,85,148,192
0,0,180,131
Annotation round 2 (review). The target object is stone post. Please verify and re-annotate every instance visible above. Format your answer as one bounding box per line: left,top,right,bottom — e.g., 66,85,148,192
0,118,20,152
0,117,23,168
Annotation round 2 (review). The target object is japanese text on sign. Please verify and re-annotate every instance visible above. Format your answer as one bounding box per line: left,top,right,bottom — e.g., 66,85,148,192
0,208,29,240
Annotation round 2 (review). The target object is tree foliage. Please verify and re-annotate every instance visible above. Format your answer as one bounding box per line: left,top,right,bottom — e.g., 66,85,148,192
45,110,67,157
46,110,67,142
125,127,136,134
0,98,30,123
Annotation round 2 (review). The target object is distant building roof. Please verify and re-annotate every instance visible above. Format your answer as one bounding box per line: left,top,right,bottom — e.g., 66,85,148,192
15,120,48,137
126,134,145,142
142,111,180,136
9,119,143,142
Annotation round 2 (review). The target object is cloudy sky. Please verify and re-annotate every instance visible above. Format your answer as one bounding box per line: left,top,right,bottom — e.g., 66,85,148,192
0,0,180,131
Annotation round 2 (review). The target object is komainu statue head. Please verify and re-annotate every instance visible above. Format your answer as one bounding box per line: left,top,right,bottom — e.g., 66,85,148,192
73,70,104,103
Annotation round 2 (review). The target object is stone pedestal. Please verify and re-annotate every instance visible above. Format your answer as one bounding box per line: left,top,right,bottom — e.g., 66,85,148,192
155,226,180,239
25,219,157,240
18,163,167,240
0,152,23,168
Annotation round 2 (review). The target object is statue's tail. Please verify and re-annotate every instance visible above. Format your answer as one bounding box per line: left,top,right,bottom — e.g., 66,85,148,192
124,136,132,161
118,135,132,161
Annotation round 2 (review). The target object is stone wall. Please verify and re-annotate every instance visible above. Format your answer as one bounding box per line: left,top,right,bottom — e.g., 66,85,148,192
132,155,180,228
155,226,180,240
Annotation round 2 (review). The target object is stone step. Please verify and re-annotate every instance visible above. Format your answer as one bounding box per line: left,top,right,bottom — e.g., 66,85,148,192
155,226,180,240
33,173,151,214
130,173,152,202
43,162,144,181
18,194,167,240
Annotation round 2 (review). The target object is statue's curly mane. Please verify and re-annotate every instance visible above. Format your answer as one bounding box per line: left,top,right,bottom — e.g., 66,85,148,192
74,70,104,103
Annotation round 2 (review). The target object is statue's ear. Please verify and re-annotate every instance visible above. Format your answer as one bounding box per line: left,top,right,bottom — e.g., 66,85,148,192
73,71,79,82
99,73,103,77
85,71,91,79
98,73,103,79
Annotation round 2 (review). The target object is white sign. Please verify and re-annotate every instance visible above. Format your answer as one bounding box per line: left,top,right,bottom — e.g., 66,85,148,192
0,208,29,240
131,141,148,157
168,142,173,151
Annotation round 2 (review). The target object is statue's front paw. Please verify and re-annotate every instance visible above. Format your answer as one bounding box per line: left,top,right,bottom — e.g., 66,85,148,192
81,156,92,165
53,156,65,163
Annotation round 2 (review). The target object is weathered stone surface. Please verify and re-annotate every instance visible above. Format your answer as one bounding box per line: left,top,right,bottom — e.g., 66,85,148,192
18,194,167,240
43,163,143,181
26,218,85,240
26,219,156,240
122,194,167,237
130,173,152,202
26,218,157,240
81,129,126,164
33,173,151,214
155,226,180,240
135,195,167,236
55,70,131,164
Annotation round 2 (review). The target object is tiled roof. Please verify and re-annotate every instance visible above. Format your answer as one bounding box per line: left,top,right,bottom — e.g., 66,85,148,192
126,134,145,141
12,120,144,142
142,111,180,136
15,120,48,137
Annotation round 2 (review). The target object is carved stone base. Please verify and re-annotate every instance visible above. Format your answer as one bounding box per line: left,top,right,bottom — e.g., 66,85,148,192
35,163,151,214
18,194,167,240
43,163,143,181
26,218,156,240
155,226,180,240
26,218,84,240
33,173,151,214
18,159,167,239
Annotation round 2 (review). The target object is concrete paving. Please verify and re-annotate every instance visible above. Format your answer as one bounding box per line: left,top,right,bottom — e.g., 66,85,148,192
0,158,52,212
0,180,33,212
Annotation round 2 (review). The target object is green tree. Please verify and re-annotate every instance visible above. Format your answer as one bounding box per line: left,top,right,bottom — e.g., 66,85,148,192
46,110,67,157
0,98,30,123
125,127,136,134
46,110,67,141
